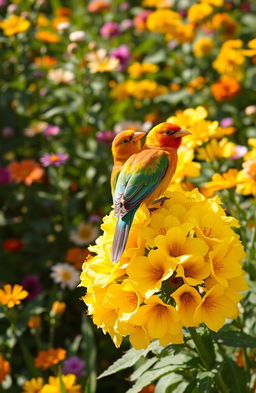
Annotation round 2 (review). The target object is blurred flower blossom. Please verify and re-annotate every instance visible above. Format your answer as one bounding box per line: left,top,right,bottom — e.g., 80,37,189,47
0,355,11,383
0,168,10,184
114,121,151,134
43,125,60,137
230,145,248,159
48,68,75,84
120,19,133,31
69,30,86,42
0,15,31,35
110,45,130,70
51,300,66,315
87,0,111,13
70,222,99,246
2,126,14,137
220,117,233,127
28,316,42,329
66,247,92,269
22,378,44,393
21,275,43,301
245,105,256,116
40,153,69,167
63,356,86,376
50,263,80,289
35,347,66,370
96,130,115,145
0,284,28,308
24,121,48,137
3,238,23,251
35,30,60,43
86,49,120,72
7,159,45,185
100,21,120,38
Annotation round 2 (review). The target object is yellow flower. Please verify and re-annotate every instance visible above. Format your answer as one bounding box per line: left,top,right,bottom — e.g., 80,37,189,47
0,284,28,308
142,0,172,7
132,296,183,346
171,146,201,184
147,9,181,34
201,0,223,5
128,62,159,79
197,138,236,161
165,23,195,44
40,374,82,393
80,190,246,347
193,37,214,57
244,138,256,161
193,285,241,331
112,80,168,101
0,15,31,36
0,355,11,383
213,40,245,78
172,284,202,327
155,226,208,262
127,249,175,298
22,377,44,393
187,3,213,24
176,256,210,286
236,169,256,196
204,169,242,195
209,239,245,287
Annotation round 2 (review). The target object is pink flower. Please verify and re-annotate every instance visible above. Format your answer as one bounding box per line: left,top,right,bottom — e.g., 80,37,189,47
43,125,60,137
40,153,69,167
100,22,120,38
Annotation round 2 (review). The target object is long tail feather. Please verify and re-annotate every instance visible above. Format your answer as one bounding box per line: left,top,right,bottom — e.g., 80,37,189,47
112,211,136,263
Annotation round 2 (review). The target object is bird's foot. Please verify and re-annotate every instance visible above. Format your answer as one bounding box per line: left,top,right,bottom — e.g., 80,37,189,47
149,207,158,212
151,196,170,206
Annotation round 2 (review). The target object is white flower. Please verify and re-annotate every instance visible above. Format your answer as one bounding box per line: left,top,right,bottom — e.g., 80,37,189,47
50,263,80,289
48,68,75,84
114,121,152,134
69,30,86,42
70,222,99,246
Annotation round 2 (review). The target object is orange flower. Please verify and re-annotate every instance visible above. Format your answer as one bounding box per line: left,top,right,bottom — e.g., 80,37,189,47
139,385,155,393
203,169,243,196
0,355,11,383
35,348,66,370
35,30,60,43
3,238,23,251
55,7,72,17
7,159,44,186
211,76,240,101
211,13,237,38
52,16,70,30
66,247,92,269
51,301,66,315
34,55,58,67
28,316,42,329
0,284,28,308
87,0,111,13
243,159,256,180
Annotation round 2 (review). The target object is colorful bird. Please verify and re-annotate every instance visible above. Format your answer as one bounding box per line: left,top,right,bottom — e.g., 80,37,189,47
112,122,191,263
111,129,145,195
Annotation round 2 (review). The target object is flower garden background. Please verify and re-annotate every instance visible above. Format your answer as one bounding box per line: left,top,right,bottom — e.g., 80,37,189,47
0,0,256,392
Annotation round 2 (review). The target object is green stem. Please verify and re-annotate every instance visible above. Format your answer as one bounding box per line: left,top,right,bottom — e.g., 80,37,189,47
215,373,230,393
188,327,212,370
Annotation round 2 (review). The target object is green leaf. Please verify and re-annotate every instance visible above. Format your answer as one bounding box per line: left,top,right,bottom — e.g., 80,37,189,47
20,342,42,378
197,376,213,393
129,358,158,381
221,357,249,393
58,373,67,393
213,331,256,348
81,316,97,393
126,366,181,393
155,374,185,393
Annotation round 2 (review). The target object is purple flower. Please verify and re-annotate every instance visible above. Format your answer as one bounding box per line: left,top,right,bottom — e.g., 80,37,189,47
110,45,130,70
230,145,248,160
21,275,43,301
43,125,60,137
120,2,130,10
220,118,233,128
2,126,15,137
100,22,120,38
89,214,101,223
40,153,69,167
0,168,10,184
240,2,250,11
63,356,86,377
96,131,115,145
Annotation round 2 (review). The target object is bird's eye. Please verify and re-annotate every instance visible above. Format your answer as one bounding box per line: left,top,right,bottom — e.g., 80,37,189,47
164,130,173,135
122,138,130,144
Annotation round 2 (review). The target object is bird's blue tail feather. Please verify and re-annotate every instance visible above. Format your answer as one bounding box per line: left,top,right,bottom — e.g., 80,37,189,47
112,209,137,263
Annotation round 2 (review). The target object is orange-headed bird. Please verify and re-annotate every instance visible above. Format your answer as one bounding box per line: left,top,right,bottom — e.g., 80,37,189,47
112,122,191,263
111,130,145,195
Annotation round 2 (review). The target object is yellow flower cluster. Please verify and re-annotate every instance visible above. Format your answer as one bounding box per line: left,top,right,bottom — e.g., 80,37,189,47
197,138,236,162
205,138,256,197
193,37,214,57
128,62,160,79
111,80,168,101
146,9,195,43
80,189,246,349
0,15,31,36
22,374,81,393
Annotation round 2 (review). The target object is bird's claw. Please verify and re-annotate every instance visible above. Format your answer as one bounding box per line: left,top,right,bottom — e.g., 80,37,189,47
151,196,170,206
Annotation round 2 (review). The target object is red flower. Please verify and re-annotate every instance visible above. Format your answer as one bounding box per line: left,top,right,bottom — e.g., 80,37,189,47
3,238,23,251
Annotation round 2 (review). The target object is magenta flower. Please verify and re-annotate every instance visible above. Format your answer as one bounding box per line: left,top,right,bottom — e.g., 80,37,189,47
220,118,233,128
43,125,60,137
230,145,248,160
2,126,15,137
96,131,115,145
0,168,10,184
100,22,120,38
40,153,69,167
110,45,130,70
63,356,86,376
21,275,43,301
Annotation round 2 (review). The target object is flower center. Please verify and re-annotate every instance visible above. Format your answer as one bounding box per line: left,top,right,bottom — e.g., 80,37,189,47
60,271,72,281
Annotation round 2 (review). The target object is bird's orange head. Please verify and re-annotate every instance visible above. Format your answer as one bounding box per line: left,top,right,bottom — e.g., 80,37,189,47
111,130,145,162
145,122,191,149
